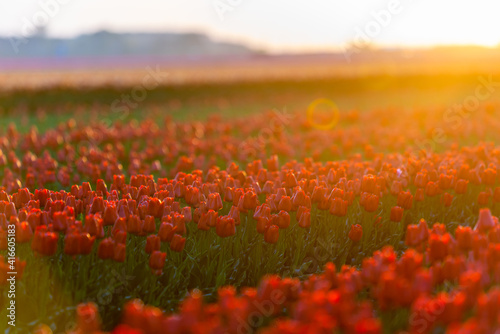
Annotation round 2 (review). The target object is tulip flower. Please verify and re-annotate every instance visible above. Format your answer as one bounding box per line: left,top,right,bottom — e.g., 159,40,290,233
113,230,127,245
455,226,473,252
242,191,259,211
100,202,118,226
253,204,271,220
329,197,347,217
414,172,428,188
477,192,490,206
31,228,58,256
114,242,126,262
311,186,327,204
428,233,451,262
298,210,310,229
143,215,156,234
277,196,292,212
207,192,223,211
349,224,363,242
97,238,115,260
127,215,143,235
264,225,279,244
170,234,186,252
405,225,420,247
291,189,307,208
390,206,404,223
475,208,496,233
482,168,497,186
362,193,379,213
425,181,440,197
216,216,236,238
284,172,298,188
158,222,177,242
172,213,186,235
145,235,161,254
256,217,270,234
84,214,104,238
228,205,241,225
361,175,377,194
149,251,166,275
16,221,33,243
397,191,413,210
276,210,290,229
76,302,101,332
454,179,469,195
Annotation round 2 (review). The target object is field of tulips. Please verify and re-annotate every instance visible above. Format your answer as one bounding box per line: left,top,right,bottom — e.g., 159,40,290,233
2,77,500,333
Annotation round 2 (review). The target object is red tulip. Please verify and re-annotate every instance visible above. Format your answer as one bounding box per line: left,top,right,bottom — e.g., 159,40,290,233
149,251,166,275
170,234,186,252
349,224,363,242
264,225,279,244
475,208,496,233
113,230,127,245
31,228,58,256
397,191,413,210
145,235,161,254
455,226,473,252
425,181,439,197
256,217,270,234
241,191,258,211
216,215,236,238
428,233,451,262
16,221,33,243
478,191,490,206
362,193,379,213
276,210,290,229
207,193,223,211
361,174,377,194
405,225,420,247
98,238,115,260
277,196,292,212
414,172,428,188
114,242,126,262
84,214,104,238
390,206,404,222
76,302,101,332
291,189,307,207
284,172,298,188
228,205,240,225
482,168,497,186
298,210,310,228
143,216,156,234
127,215,143,235
329,197,347,217
158,222,177,242
454,179,469,195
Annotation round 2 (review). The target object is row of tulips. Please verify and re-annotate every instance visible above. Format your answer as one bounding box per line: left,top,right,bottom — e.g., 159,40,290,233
1,102,500,192
0,155,499,332
33,208,500,334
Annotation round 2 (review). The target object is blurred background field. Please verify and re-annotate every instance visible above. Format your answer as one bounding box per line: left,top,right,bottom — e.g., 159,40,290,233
2,55,500,136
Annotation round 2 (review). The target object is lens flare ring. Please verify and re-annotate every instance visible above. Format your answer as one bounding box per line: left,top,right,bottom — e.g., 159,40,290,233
307,98,340,130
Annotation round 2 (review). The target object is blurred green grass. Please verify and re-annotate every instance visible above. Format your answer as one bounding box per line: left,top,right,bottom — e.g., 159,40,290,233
2,73,499,133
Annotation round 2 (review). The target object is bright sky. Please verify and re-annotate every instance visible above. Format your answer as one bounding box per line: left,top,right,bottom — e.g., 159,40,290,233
1,0,499,52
